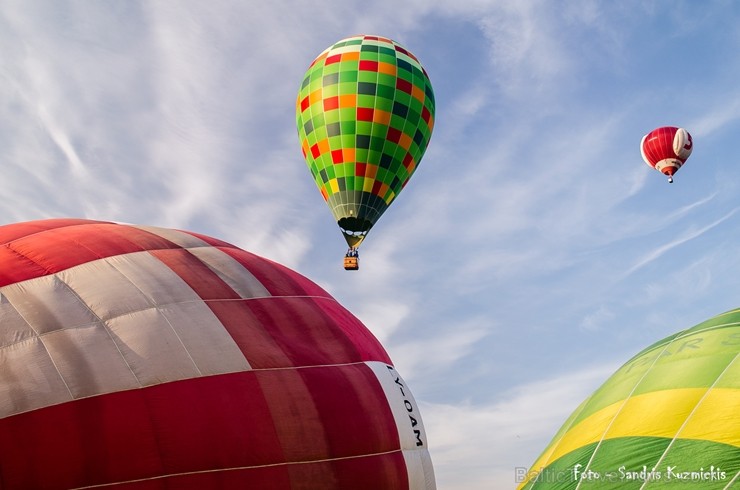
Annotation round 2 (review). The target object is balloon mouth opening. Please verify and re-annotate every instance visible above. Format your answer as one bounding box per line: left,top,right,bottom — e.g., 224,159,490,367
655,159,681,177
338,217,373,248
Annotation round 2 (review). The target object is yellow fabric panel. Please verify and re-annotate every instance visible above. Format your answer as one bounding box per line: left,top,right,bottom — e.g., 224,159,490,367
680,387,740,446
530,387,740,470
363,176,375,193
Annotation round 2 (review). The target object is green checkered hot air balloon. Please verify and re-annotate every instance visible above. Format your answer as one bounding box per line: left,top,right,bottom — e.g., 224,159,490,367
296,35,435,253
519,309,740,489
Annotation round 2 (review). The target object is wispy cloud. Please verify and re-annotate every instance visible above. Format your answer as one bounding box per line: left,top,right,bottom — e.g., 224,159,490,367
620,207,739,278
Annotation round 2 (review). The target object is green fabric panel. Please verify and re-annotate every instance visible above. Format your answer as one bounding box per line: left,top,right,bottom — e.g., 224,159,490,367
525,437,738,489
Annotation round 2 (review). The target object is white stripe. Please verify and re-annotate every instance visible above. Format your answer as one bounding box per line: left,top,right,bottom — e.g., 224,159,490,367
403,449,437,490
365,361,437,489
188,246,270,299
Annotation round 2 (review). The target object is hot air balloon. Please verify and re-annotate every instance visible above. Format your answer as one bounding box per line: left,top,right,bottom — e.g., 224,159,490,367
517,308,740,489
640,126,693,183
0,218,435,489
296,35,435,270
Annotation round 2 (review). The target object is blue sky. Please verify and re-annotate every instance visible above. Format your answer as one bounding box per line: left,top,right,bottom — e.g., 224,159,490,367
2,1,740,488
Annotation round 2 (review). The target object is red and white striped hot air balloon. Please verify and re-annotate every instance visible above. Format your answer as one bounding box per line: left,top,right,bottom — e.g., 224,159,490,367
640,126,693,183
0,219,435,490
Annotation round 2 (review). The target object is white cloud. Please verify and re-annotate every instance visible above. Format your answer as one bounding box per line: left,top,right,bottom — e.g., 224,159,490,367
580,305,616,332
422,362,618,490
391,323,489,382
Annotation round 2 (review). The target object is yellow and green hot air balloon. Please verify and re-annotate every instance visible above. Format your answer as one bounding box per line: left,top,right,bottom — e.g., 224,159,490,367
519,309,740,489
296,35,435,270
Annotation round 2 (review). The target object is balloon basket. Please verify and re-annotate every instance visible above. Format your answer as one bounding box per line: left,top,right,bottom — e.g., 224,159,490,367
343,256,359,271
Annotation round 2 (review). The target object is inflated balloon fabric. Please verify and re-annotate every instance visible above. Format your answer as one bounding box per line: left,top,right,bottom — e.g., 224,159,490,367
0,219,435,489
519,309,739,489
296,35,435,248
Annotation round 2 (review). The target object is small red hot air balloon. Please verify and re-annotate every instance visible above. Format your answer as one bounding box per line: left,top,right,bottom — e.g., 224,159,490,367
640,126,693,183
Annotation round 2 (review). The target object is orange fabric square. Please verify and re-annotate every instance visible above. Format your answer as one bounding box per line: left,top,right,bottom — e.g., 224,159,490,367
377,62,397,76
373,110,391,125
317,138,330,155
309,89,323,105
343,148,356,163
411,85,425,104
339,94,356,108
399,133,412,151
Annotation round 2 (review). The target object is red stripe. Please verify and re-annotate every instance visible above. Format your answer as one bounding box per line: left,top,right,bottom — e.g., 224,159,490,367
191,296,391,370
0,373,283,489
0,246,49,286
0,218,110,244
0,368,407,489
247,296,362,366
243,297,391,366
645,127,679,164
0,223,181,287
314,299,393,364
206,300,294,368
293,363,400,457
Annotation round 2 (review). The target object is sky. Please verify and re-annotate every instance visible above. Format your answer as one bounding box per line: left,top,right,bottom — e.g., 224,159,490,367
2,1,740,488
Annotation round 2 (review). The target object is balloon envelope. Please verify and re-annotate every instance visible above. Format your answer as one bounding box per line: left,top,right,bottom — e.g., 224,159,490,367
640,126,693,181
0,219,435,489
518,308,740,489
296,35,435,248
